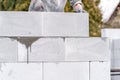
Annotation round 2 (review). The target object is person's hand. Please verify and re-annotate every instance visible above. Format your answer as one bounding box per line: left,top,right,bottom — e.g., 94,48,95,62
73,3,83,13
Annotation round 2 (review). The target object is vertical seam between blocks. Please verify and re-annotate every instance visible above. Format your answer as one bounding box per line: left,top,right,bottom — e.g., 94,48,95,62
17,41,19,63
42,62,44,80
89,61,91,80
27,48,29,64
42,13,44,35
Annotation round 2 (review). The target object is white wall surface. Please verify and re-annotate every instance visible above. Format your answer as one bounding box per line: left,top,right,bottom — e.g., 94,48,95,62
102,29,120,80
0,12,89,37
44,62,89,80
90,62,110,80
0,12,110,80
0,63,42,80
0,38,18,62
102,29,120,39
65,38,110,61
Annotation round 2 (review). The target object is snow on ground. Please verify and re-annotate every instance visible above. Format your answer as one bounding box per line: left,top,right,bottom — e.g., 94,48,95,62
99,0,120,22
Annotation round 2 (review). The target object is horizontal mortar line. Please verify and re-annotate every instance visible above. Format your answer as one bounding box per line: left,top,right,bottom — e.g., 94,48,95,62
111,73,120,76
0,36,107,38
0,61,109,63
0,36,89,38
111,68,120,72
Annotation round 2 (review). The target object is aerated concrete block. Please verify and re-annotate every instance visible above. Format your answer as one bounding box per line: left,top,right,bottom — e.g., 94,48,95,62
42,13,89,37
29,38,65,62
112,39,120,49
18,42,28,62
44,62,89,80
0,38,18,62
0,12,42,36
102,29,120,39
0,12,89,37
111,58,120,68
0,63,42,80
90,62,110,80
65,38,111,61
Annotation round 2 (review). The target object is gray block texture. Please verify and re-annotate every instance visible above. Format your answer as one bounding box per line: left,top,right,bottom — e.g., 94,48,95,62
65,38,111,61
27,38,110,62
0,12,89,37
0,38,18,62
29,38,65,62
0,37,110,62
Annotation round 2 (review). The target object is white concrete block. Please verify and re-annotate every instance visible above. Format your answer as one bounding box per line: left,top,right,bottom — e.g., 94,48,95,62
18,42,27,62
112,50,120,59
111,58,115,68
90,62,110,80
104,38,112,50
44,62,89,80
42,13,89,37
112,39,120,49
0,63,42,80
102,29,120,39
0,12,42,36
0,38,18,62
111,59,120,68
17,37,40,62
112,75,120,80
29,38,65,61
0,12,89,37
65,38,111,61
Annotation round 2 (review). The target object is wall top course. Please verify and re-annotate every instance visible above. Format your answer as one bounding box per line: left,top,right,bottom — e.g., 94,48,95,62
0,12,89,37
